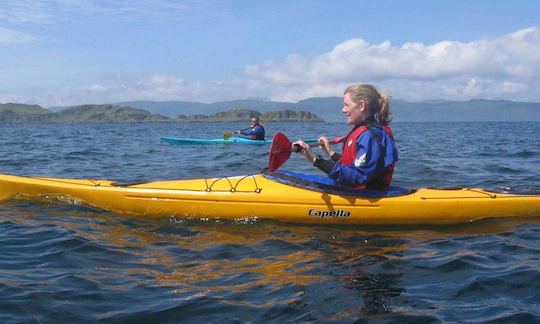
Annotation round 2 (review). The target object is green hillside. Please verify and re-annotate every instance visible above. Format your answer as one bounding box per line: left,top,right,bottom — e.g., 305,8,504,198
0,103,324,123
261,109,323,122
51,105,170,123
0,103,51,123
177,108,260,121
0,103,49,114
176,108,323,122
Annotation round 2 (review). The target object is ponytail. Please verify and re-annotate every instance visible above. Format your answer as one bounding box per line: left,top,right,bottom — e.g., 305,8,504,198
377,94,392,125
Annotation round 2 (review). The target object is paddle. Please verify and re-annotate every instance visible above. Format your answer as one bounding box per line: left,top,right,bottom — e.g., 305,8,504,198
268,132,343,172
223,127,251,140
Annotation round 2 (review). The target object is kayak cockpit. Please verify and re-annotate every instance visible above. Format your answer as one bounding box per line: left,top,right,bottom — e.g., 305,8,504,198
263,169,412,198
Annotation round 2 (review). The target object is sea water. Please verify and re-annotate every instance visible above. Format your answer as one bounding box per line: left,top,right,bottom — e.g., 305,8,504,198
0,122,539,322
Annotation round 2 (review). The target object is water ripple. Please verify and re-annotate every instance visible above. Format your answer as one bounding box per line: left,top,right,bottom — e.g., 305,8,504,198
0,122,539,322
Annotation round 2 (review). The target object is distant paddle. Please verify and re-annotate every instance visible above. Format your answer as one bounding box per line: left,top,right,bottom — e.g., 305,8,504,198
267,132,343,172
223,127,251,140
223,118,269,139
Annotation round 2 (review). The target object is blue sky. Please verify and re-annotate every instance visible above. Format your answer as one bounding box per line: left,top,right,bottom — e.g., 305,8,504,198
1,0,539,106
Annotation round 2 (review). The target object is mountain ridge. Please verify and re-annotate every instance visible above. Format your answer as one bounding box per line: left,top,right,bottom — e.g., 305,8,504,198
114,97,540,122
5,97,540,123
0,103,323,123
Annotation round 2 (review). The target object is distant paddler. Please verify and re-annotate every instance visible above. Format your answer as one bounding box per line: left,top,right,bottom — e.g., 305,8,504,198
223,117,266,140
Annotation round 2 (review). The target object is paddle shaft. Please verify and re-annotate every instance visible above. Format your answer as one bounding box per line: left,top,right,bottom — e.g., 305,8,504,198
292,139,338,153
237,126,252,133
223,126,252,139
268,132,343,172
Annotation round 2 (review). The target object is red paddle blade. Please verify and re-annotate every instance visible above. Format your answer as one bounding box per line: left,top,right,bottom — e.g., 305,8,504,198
268,132,292,172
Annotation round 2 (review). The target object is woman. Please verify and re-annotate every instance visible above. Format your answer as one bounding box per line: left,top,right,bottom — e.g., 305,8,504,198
293,84,398,191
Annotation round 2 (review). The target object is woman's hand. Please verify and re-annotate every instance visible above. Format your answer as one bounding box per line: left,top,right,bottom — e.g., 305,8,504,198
292,140,317,164
318,136,335,157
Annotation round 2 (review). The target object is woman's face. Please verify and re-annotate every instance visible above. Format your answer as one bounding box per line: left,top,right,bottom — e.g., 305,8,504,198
342,92,366,125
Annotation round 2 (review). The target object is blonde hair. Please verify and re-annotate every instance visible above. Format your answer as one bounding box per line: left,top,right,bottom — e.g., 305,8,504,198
344,84,392,124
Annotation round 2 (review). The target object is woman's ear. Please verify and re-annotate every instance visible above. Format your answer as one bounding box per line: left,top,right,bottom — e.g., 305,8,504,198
359,100,366,112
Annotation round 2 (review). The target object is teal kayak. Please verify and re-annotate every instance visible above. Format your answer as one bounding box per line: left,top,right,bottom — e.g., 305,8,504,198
161,136,272,145
161,136,320,145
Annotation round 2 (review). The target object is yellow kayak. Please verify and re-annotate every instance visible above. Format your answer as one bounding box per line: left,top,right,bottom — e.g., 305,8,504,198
0,170,539,225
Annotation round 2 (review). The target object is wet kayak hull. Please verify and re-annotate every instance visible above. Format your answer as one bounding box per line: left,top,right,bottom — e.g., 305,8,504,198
1,172,539,225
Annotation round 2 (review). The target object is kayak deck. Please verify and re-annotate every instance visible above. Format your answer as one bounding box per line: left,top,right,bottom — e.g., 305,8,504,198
0,172,539,225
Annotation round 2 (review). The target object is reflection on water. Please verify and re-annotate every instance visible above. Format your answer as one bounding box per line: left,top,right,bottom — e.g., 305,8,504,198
347,258,404,315
2,199,540,321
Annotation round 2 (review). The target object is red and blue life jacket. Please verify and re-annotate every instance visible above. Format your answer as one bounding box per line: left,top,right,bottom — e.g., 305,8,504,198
340,124,395,191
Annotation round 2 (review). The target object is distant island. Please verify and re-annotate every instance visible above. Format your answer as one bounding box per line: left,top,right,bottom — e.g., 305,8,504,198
3,96,540,123
0,103,169,123
0,103,323,123
178,108,323,122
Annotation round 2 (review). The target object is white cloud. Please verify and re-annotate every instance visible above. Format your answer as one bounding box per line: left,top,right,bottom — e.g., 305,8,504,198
244,26,540,102
2,26,540,106
4,74,246,107
88,84,106,92
0,27,34,44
